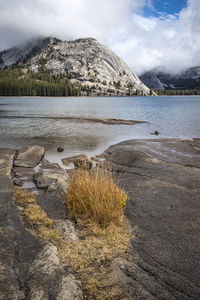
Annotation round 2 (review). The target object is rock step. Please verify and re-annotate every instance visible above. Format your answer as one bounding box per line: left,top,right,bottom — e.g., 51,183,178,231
0,147,83,300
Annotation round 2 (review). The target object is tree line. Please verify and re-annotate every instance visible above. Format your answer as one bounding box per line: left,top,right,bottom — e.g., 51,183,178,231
155,89,200,96
0,67,82,97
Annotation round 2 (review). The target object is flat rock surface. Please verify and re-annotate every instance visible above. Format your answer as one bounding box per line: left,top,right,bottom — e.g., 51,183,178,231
0,148,82,300
15,145,45,168
103,138,200,299
1,139,200,299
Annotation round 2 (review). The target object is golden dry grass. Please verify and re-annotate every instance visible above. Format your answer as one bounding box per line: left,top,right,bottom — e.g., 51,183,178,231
63,168,130,298
60,220,131,299
14,174,131,299
14,188,63,245
23,204,53,228
66,168,129,227
39,226,63,246
15,188,36,206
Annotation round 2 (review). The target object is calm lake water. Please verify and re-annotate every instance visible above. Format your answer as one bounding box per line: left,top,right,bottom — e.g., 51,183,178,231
0,96,200,162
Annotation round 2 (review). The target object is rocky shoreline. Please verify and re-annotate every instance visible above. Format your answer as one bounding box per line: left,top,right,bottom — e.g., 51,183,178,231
0,138,200,299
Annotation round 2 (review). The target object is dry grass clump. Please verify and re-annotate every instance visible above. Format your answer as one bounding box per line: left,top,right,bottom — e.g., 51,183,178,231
66,168,128,227
14,170,131,299
63,168,130,298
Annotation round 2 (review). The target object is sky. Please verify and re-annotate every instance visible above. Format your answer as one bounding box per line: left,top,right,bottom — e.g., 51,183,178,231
143,0,187,18
0,0,199,75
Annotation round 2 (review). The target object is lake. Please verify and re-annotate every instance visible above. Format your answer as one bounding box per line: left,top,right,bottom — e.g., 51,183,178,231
0,96,200,162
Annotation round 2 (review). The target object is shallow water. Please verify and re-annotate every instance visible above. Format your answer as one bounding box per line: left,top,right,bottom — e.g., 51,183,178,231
0,96,200,162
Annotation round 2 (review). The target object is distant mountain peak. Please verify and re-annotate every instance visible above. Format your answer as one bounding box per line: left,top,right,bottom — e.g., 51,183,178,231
0,37,150,96
140,66,200,90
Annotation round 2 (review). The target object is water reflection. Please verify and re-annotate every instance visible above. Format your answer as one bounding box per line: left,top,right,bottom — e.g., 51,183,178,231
0,96,200,161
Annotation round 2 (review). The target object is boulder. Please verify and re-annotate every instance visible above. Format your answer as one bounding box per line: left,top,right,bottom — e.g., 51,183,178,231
15,146,45,168
34,169,69,194
41,159,61,170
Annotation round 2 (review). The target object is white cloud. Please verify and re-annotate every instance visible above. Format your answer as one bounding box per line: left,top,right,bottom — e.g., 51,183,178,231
111,0,200,74
0,0,199,75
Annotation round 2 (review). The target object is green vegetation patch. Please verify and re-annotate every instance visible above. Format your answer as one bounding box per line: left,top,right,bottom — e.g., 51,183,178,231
0,67,81,96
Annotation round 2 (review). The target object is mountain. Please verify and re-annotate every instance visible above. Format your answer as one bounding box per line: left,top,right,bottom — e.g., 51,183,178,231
0,37,150,96
140,67,200,90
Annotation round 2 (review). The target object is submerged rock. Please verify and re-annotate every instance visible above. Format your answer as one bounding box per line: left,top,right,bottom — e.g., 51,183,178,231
57,147,64,152
153,130,160,135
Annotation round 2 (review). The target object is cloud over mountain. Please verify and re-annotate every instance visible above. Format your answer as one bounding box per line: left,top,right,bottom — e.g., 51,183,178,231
0,0,199,75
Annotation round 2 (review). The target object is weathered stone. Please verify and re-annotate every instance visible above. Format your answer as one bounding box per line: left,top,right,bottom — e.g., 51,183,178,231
104,138,200,299
14,167,35,178
13,178,24,186
1,139,200,299
0,149,43,299
0,148,83,300
15,146,45,168
41,158,61,170
34,169,69,194
37,193,67,220
56,274,83,300
26,244,83,300
54,220,78,241
0,148,16,192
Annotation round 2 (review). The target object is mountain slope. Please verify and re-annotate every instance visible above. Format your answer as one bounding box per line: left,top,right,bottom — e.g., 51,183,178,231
0,37,150,96
140,67,200,90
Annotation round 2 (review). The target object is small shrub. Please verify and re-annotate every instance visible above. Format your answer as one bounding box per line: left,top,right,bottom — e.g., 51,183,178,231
66,168,128,227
